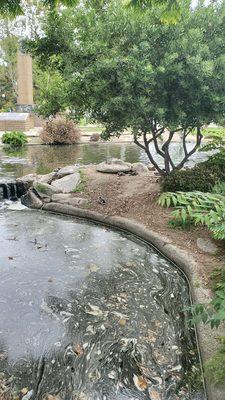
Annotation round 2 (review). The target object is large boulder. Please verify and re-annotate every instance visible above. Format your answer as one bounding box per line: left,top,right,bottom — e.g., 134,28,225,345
56,165,78,179
21,189,43,209
16,173,37,190
37,172,56,184
197,238,219,255
96,158,132,173
51,173,80,193
33,182,61,198
131,162,149,174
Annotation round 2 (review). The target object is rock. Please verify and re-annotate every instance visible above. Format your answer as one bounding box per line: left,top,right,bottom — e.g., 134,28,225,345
97,158,132,173
56,165,78,179
131,163,149,174
21,189,43,209
51,193,76,202
34,182,61,198
51,193,88,207
67,198,88,207
37,172,56,184
197,238,219,255
16,174,37,190
51,173,80,193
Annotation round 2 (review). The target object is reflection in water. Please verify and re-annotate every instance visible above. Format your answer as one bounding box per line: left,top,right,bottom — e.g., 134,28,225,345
0,210,204,399
0,142,211,180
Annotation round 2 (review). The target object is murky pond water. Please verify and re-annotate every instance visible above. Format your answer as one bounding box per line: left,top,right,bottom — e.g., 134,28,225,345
0,208,204,399
0,142,210,180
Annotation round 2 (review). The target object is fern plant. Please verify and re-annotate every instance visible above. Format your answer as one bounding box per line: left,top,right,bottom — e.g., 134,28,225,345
158,191,225,240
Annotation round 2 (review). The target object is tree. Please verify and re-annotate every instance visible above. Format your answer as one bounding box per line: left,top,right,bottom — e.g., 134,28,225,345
26,1,225,175
0,0,79,17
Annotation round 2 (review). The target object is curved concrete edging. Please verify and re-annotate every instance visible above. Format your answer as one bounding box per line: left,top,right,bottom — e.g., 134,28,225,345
42,202,224,400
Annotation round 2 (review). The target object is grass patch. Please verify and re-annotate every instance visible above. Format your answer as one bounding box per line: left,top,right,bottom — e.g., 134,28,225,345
73,169,88,193
35,182,49,194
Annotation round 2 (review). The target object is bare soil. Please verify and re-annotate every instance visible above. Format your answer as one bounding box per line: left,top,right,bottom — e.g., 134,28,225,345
76,166,225,288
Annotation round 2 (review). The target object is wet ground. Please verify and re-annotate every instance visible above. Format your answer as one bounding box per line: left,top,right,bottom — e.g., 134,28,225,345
0,208,205,400
0,142,211,181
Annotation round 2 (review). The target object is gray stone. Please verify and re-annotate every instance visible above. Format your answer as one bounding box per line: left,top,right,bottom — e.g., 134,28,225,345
16,173,37,190
37,172,56,184
34,182,61,198
56,165,78,179
51,193,76,202
131,163,149,174
51,173,80,193
97,159,132,173
51,193,88,207
67,197,89,207
197,238,219,255
21,189,43,209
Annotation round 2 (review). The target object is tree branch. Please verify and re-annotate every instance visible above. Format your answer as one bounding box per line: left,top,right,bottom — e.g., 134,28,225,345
175,127,203,170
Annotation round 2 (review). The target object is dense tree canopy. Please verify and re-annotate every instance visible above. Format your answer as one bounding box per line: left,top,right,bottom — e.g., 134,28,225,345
26,1,225,174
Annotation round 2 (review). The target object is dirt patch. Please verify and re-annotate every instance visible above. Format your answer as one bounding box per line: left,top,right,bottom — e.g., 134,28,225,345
75,166,225,287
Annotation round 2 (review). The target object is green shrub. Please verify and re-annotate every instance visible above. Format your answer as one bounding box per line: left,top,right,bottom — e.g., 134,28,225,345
41,117,81,145
161,164,219,192
202,127,225,139
2,131,28,148
212,181,225,196
158,191,225,240
161,152,225,193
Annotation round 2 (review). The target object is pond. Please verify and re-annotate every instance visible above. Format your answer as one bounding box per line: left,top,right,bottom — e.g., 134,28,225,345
0,208,205,399
0,142,211,181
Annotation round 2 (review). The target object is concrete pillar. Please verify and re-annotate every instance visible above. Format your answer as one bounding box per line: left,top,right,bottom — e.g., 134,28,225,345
17,50,34,110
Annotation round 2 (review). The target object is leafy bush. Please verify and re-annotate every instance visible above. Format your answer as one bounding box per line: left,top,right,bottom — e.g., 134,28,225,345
202,127,225,139
41,118,81,145
212,182,225,196
161,164,220,192
161,151,225,192
158,191,225,240
2,131,28,148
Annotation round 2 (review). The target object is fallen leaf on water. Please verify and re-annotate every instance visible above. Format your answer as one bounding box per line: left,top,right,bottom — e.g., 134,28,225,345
8,256,14,260
148,389,162,400
88,264,100,273
118,319,126,326
73,344,84,357
85,304,104,316
133,375,148,391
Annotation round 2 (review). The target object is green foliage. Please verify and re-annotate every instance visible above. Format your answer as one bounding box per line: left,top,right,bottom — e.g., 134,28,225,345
2,131,28,148
35,69,69,118
212,182,225,196
161,164,221,192
26,1,225,174
210,267,225,292
158,191,225,240
202,127,225,139
0,0,79,17
73,170,88,192
168,217,193,230
204,338,225,386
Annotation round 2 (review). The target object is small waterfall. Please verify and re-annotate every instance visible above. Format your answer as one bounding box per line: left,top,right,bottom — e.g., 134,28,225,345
0,182,19,201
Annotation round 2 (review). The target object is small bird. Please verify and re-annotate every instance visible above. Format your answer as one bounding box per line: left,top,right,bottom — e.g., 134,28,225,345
98,196,106,205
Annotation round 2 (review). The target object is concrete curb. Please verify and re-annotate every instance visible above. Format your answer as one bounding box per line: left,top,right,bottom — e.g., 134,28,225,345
42,202,224,400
